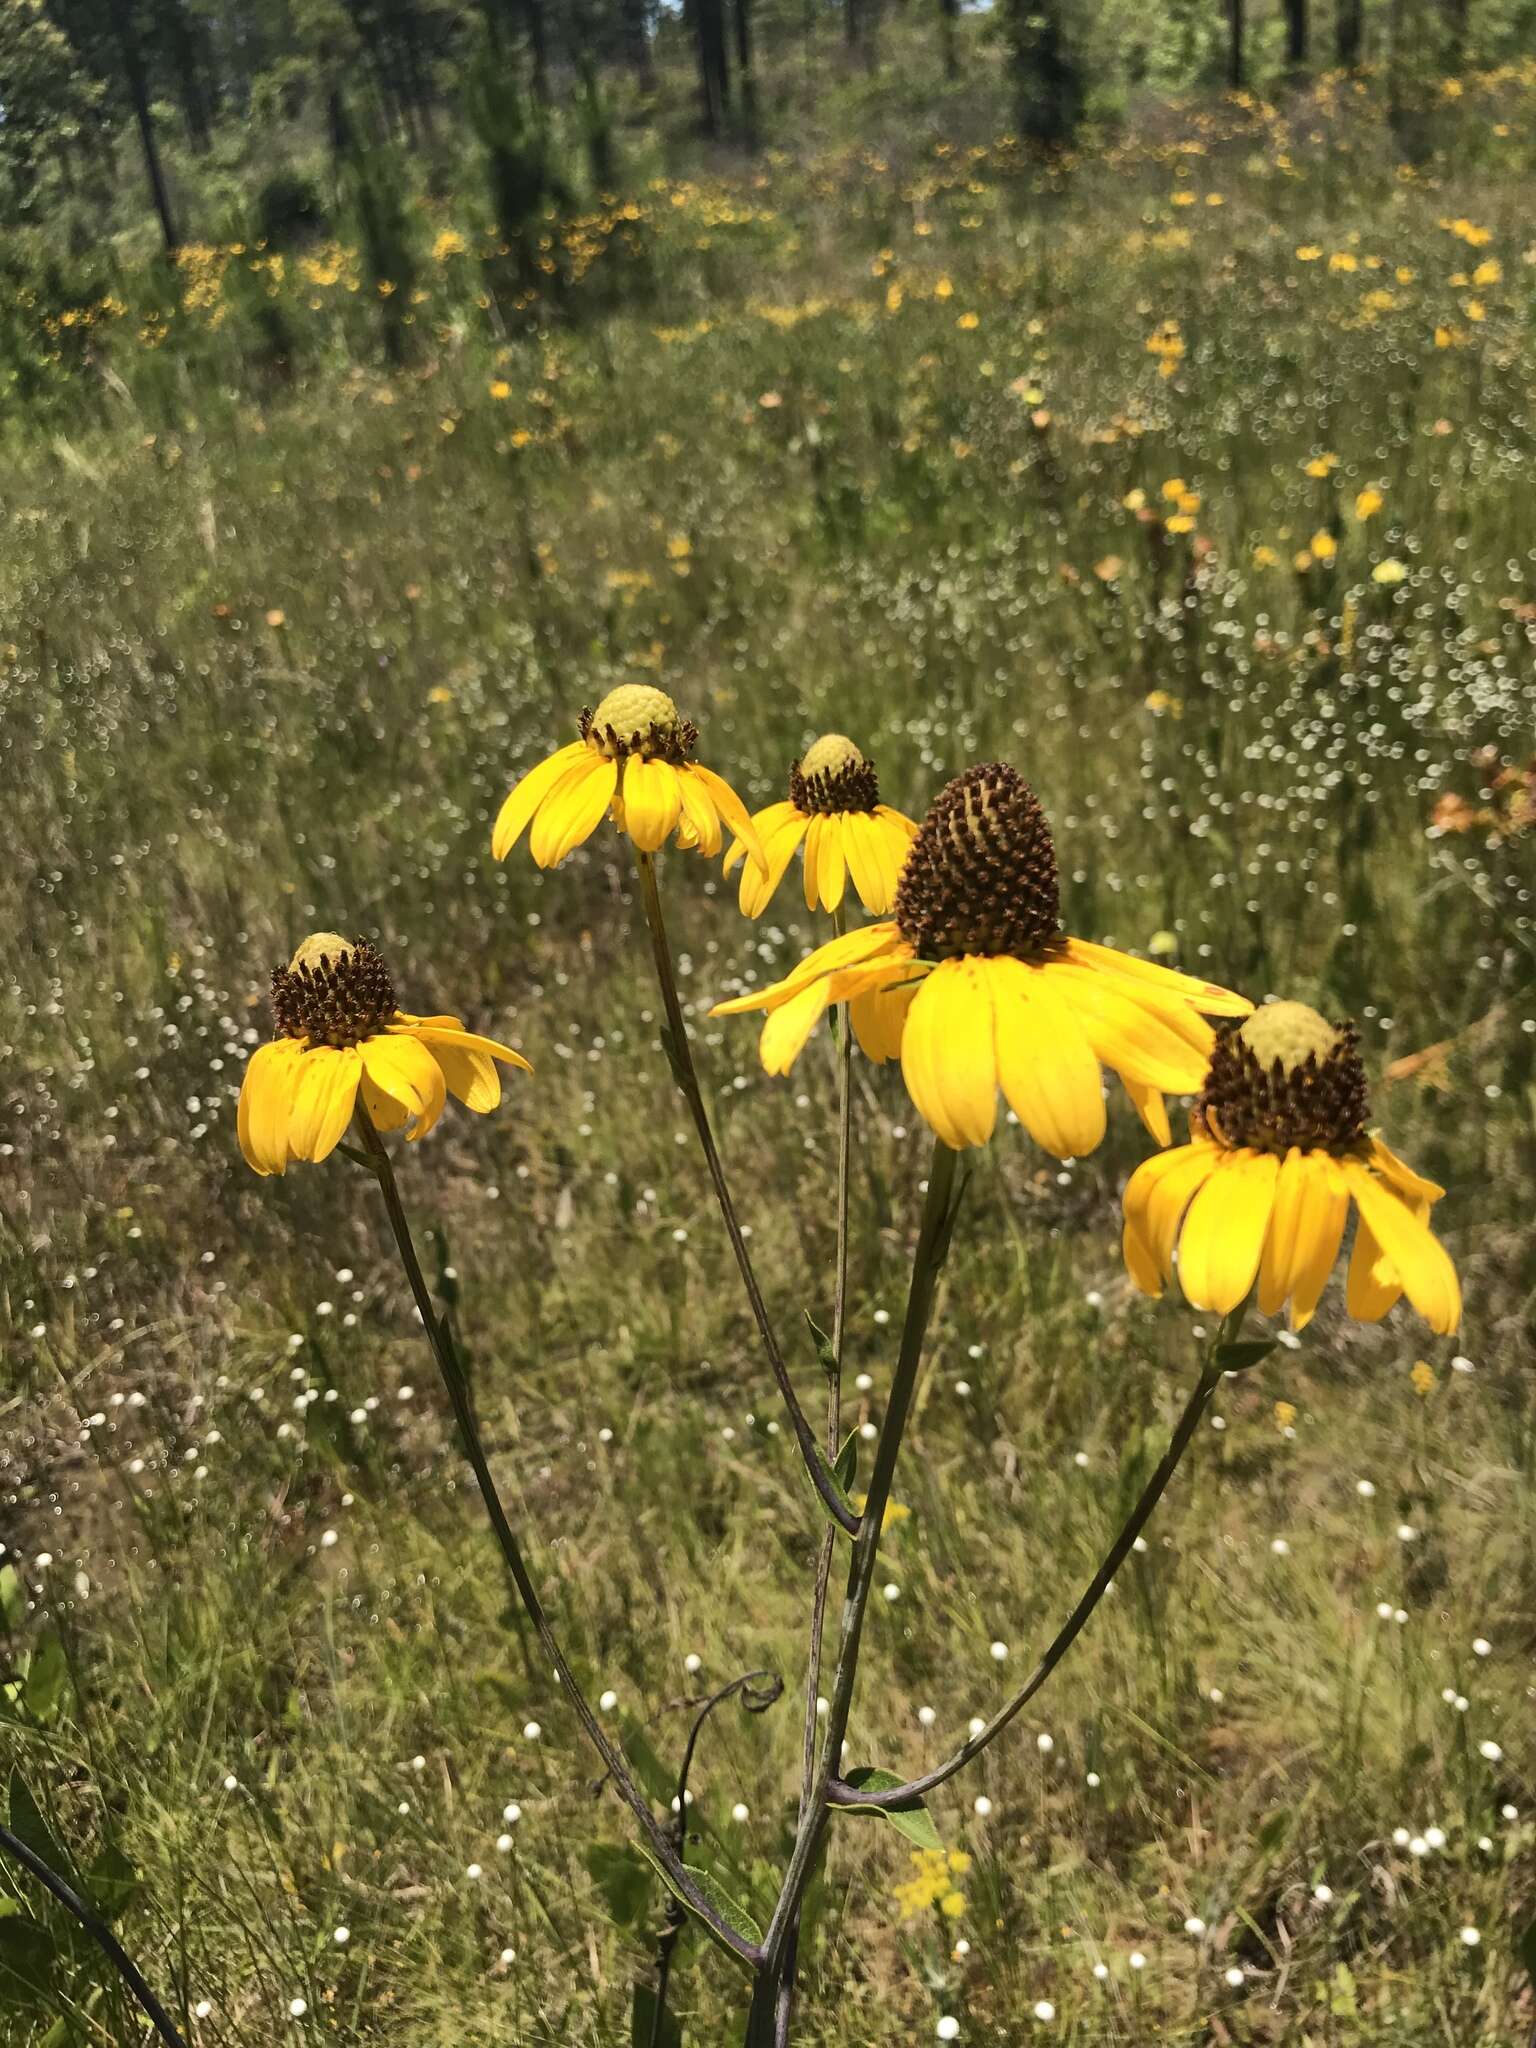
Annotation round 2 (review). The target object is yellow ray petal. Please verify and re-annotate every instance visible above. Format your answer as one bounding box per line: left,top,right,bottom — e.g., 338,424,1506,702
801,814,826,912
724,801,798,877
676,767,724,857
816,818,849,912
1123,1076,1172,1146
1344,1163,1461,1335
1367,1133,1445,1206
287,1046,364,1163
238,1039,304,1175
1063,937,1252,1017
990,957,1106,1159
689,763,765,872
1123,1141,1222,1289
900,957,999,1150
760,977,835,1075
1176,1149,1280,1313
842,811,887,916
492,741,590,860
850,975,918,1063
619,757,683,853
1257,1147,1309,1317
361,1032,449,1137
738,809,809,918
1042,961,1214,1093
711,923,905,1015
1344,1204,1401,1323
426,1040,501,1113
362,1076,411,1131
1287,1155,1350,1329
405,1023,532,1072
529,755,618,867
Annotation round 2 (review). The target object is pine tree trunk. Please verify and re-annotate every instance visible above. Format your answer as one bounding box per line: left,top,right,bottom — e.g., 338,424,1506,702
1283,0,1308,64
939,0,959,79
110,0,179,251
1227,0,1245,85
1336,0,1364,65
734,0,757,139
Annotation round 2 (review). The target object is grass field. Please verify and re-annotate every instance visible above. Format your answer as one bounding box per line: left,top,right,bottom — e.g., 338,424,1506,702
4,48,1536,2047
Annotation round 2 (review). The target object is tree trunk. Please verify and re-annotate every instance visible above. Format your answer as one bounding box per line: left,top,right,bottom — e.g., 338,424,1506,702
1336,0,1364,65
1443,0,1469,62
1283,0,1308,63
939,0,959,78
734,0,757,140
621,0,656,90
1008,0,1083,152
1226,0,1245,86
694,0,730,136
519,0,549,100
110,0,179,252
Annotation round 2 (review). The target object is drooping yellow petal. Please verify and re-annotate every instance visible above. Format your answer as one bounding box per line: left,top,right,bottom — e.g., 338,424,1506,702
529,755,619,867
491,741,590,860
287,1046,363,1163
760,977,836,1075
724,802,799,878
900,957,999,1150
1044,961,1214,1093
425,1040,501,1113
689,763,765,873
1344,1198,1399,1323
1366,1133,1445,1206
711,923,905,1015
238,1039,305,1176
1123,1076,1172,1146
1279,1154,1348,1328
990,957,1106,1159
1176,1149,1280,1313
815,818,849,912
1343,1163,1461,1334
734,808,808,917
842,811,890,916
1122,1141,1222,1293
801,814,825,912
850,974,918,1063
404,1023,532,1072
361,1076,411,1132
360,1032,449,1138
1257,1147,1309,1317
1064,938,1253,1017
675,767,724,857
619,757,683,853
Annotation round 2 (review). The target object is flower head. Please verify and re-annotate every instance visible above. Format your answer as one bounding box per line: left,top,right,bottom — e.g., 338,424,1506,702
722,732,918,917
491,684,765,870
1122,1000,1460,1333
238,932,530,1176
711,763,1250,1156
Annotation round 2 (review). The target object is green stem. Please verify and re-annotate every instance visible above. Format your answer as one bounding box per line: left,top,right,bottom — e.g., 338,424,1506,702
758,1137,961,1985
825,1315,1236,1812
355,1111,757,1966
634,847,858,1536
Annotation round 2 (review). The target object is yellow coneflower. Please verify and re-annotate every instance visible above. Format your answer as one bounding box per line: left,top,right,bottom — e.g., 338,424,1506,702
237,933,529,1177
491,684,765,871
1122,1001,1460,1334
711,763,1250,1156
721,733,918,918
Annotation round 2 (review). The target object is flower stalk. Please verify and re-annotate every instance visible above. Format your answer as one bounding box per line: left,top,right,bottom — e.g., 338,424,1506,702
634,848,859,1536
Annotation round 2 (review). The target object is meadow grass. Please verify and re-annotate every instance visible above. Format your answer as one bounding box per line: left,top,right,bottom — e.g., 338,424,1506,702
3,52,1535,2047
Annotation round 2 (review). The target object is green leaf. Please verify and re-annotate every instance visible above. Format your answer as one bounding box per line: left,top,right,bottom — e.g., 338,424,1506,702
617,1720,678,1810
7,1770,81,1896
1255,1806,1291,1857
840,1768,942,1851
631,1982,684,2048
1215,1339,1278,1374
0,1567,23,1630
632,1845,761,1971
833,1429,858,1494
585,1842,652,1929
23,1633,68,1727
804,1313,837,1379
0,1918,57,2010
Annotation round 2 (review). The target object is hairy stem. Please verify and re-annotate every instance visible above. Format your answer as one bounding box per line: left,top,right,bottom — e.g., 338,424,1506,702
634,847,858,1535
357,1111,757,1965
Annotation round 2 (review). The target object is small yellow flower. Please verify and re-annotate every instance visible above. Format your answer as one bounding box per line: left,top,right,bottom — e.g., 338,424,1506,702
492,685,765,871
1304,452,1338,479
1309,530,1338,563
489,379,512,400
1355,487,1384,520
1373,558,1408,585
1123,1002,1460,1334
1410,1360,1436,1397
723,734,917,919
238,935,529,1177
1252,544,1280,568
957,311,980,330
713,765,1249,1156
1296,245,1322,262
1274,1400,1297,1431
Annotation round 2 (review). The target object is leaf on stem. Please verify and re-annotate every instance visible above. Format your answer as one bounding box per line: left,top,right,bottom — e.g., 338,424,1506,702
839,1767,942,1851
633,1844,763,1970
1214,1338,1278,1373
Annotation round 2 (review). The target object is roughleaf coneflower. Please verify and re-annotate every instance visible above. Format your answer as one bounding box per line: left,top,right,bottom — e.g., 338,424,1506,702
1122,1001,1461,1333
711,763,1250,1156
238,933,530,1176
491,684,765,871
721,733,918,917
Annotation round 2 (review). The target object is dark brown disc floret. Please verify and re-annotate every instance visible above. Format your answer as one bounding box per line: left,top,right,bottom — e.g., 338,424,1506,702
894,763,1062,961
789,733,880,815
271,933,398,1046
1200,1001,1369,1155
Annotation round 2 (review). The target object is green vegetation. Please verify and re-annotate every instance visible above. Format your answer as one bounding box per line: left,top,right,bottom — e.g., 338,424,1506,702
3,27,1536,2048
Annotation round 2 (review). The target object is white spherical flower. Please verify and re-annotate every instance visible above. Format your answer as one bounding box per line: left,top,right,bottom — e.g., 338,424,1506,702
1032,2001,1055,2022
973,1795,992,1818
936,2021,960,2043
1460,1927,1481,1947
1184,1916,1206,1936
522,1722,541,1741
599,1690,618,1712
289,1997,308,2018
1224,1966,1245,1988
